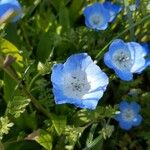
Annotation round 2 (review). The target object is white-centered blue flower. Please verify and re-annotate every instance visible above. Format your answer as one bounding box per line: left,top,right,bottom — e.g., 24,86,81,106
83,2,121,30
0,0,22,23
115,101,142,130
51,53,109,110
104,39,150,81
83,2,110,30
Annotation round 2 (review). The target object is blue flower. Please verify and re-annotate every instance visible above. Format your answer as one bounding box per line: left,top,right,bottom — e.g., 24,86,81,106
0,0,22,23
103,1,122,22
83,2,121,30
115,101,142,130
104,39,150,81
83,2,110,30
51,53,109,110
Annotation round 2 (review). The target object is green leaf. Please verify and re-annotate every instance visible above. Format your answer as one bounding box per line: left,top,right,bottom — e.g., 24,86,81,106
69,0,84,24
59,3,70,31
6,96,30,118
0,38,22,64
0,116,14,140
36,32,53,62
51,114,67,136
35,129,52,150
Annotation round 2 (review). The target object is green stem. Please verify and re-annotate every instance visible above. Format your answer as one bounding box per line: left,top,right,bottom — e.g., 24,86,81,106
95,14,150,61
0,63,51,118
28,73,40,90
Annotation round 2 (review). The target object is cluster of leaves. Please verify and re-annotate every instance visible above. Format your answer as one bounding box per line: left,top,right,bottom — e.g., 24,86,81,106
0,0,150,149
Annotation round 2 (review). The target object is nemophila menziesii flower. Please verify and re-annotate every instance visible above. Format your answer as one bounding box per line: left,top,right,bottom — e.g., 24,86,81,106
83,2,121,30
104,39,150,81
103,1,122,22
83,2,110,30
115,101,142,130
0,0,22,23
51,53,109,110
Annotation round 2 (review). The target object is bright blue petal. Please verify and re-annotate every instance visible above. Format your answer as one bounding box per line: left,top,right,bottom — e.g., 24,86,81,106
130,102,141,113
103,1,122,22
115,69,133,81
132,114,142,126
104,52,114,69
0,0,22,22
119,120,132,130
119,101,129,111
63,53,92,73
108,39,127,57
114,113,122,121
51,64,64,88
127,42,147,73
85,63,109,91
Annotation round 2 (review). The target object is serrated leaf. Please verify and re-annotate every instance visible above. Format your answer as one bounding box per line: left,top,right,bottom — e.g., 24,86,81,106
0,116,14,140
51,114,67,136
35,130,52,150
6,96,30,118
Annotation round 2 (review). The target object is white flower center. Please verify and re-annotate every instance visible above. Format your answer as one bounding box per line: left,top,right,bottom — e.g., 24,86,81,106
62,70,91,99
122,108,135,122
112,49,133,70
90,13,103,26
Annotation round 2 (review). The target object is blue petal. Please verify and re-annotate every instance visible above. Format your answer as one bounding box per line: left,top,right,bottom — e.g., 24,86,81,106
0,0,22,22
63,53,93,73
115,68,133,81
103,1,122,22
129,102,141,113
114,113,122,121
127,42,147,73
108,39,127,57
119,101,129,111
51,64,64,88
82,90,104,100
119,120,132,130
104,52,114,69
85,63,109,91
132,115,142,126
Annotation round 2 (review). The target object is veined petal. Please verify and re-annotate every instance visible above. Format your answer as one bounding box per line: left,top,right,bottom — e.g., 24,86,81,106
132,115,142,126
119,120,132,130
119,101,129,111
130,102,141,113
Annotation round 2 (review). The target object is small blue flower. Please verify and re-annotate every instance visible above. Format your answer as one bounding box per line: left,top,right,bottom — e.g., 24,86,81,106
83,2,110,30
51,53,109,110
103,1,122,22
104,39,150,81
115,101,142,130
83,2,121,30
0,0,22,23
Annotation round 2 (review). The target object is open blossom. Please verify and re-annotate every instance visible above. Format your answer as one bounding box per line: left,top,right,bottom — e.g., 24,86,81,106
51,53,109,110
115,101,142,130
104,39,150,81
0,0,22,23
83,2,121,30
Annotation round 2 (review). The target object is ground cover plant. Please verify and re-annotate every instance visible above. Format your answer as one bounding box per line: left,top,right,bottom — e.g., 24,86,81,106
0,0,150,149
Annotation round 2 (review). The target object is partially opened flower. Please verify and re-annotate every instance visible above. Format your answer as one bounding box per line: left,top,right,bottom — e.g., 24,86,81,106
103,1,122,22
51,53,109,110
0,0,22,23
115,101,142,130
104,39,150,81
83,2,110,30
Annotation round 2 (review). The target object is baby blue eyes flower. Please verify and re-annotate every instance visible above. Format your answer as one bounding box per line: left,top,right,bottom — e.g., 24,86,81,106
0,0,22,23
51,53,109,110
115,101,142,130
83,2,121,30
104,39,150,81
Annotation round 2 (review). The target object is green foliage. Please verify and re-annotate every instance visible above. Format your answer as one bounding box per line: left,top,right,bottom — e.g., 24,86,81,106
0,0,149,149
0,116,14,140
35,130,53,150
6,96,30,118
